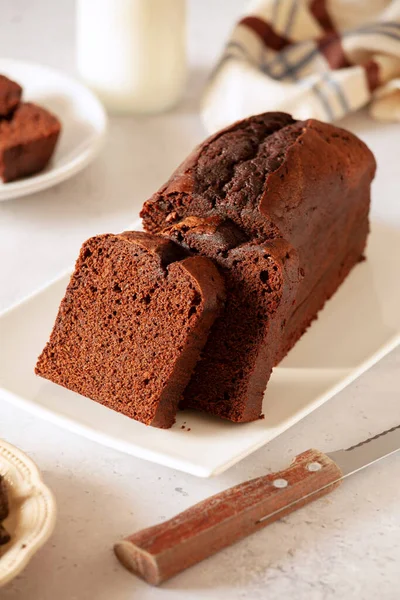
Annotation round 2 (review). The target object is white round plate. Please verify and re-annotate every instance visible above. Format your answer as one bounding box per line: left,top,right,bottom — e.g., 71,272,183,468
0,439,56,587
0,58,107,201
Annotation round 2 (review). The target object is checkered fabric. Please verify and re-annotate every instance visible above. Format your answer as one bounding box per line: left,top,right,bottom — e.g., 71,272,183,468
202,0,400,132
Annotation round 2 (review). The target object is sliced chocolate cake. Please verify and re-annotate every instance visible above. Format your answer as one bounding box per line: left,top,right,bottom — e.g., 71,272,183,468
36,112,376,427
35,232,225,428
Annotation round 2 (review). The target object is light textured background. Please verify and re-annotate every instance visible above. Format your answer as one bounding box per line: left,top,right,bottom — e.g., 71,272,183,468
0,1,399,599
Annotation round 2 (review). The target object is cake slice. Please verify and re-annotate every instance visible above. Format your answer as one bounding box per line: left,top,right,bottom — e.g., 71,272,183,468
0,74,22,117
165,217,300,422
35,231,225,428
0,102,61,182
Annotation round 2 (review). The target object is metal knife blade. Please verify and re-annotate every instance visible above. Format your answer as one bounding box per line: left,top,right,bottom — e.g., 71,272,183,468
327,424,400,478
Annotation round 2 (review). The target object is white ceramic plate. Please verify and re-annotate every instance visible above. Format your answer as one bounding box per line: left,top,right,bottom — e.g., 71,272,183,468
0,439,56,587
0,220,399,477
0,58,107,201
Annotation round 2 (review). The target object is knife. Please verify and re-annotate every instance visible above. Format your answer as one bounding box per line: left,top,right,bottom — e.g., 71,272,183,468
114,424,400,586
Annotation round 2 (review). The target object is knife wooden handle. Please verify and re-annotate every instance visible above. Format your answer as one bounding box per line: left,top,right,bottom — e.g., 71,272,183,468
114,449,342,586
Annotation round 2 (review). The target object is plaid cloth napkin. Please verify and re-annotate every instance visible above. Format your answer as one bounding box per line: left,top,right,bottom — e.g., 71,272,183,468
202,0,400,132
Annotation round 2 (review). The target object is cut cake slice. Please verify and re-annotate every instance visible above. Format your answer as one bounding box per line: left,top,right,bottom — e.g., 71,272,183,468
35,231,225,428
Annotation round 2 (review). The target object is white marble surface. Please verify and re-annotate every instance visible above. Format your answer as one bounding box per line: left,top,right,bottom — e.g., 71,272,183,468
0,1,399,598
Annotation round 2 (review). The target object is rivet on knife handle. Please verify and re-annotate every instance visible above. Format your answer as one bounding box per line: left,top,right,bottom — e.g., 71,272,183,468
114,449,343,586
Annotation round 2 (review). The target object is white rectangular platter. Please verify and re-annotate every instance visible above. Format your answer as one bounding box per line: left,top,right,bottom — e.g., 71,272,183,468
1,220,399,477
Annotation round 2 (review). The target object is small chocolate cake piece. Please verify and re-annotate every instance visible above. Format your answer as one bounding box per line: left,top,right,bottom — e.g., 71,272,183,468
0,102,61,182
0,475,10,546
165,217,300,422
0,74,22,117
35,231,225,428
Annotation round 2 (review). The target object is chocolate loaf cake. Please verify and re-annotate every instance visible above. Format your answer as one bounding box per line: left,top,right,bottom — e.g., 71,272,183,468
165,217,300,422
141,112,375,422
0,74,22,117
37,112,375,427
35,232,225,428
0,102,61,182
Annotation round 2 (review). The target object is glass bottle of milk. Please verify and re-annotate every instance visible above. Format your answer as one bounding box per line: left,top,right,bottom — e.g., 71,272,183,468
77,0,186,114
